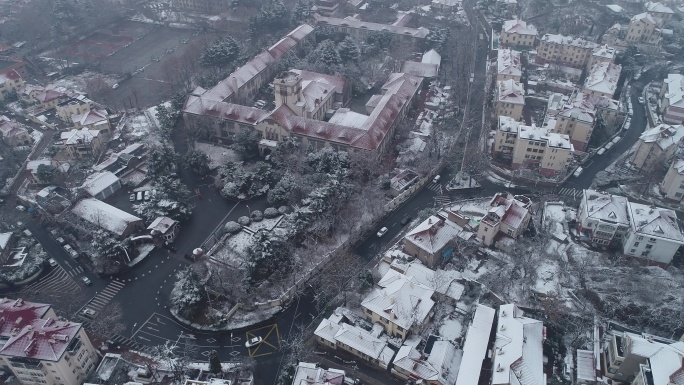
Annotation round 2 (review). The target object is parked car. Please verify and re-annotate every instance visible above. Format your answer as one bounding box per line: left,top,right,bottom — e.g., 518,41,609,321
64,244,79,259
245,336,262,348
605,142,615,150
400,216,411,226
130,193,136,202
55,237,66,245
136,191,144,201
48,258,58,267
432,175,441,183
81,277,92,286
376,227,388,237
638,96,645,104
144,190,151,201
573,167,584,177
597,148,606,155
82,308,96,317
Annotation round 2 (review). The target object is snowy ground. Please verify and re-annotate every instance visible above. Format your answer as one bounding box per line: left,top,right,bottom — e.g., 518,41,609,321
194,142,240,170
448,197,491,217
438,318,463,341
50,72,119,94
245,216,283,233
446,171,481,191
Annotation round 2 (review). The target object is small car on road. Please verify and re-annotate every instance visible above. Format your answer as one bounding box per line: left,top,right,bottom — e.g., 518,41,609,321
638,96,645,104
48,258,58,267
400,216,411,226
245,336,262,348
376,227,388,237
433,175,441,183
55,237,66,245
82,308,96,317
81,276,92,286
64,244,79,259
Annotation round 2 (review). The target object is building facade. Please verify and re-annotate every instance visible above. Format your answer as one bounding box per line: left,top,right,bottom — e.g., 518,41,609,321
536,34,598,69
476,193,532,247
626,13,661,45
576,189,630,246
660,73,684,125
494,79,525,121
622,201,684,265
631,124,684,170
660,159,684,203
499,18,538,48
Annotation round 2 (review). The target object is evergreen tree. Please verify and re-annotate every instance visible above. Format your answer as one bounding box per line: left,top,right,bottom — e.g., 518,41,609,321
312,40,342,67
200,36,240,69
208,350,222,374
337,37,360,63
36,164,58,183
184,149,211,175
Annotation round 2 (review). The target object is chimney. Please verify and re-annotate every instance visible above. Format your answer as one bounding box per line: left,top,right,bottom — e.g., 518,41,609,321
230,75,238,92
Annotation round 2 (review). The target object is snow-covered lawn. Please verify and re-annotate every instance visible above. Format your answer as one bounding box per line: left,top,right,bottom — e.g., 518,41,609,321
211,231,252,267
448,197,491,217
543,203,574,242
439,318,463,341
194,142,240,170
534,260,560,295
246,216,283,233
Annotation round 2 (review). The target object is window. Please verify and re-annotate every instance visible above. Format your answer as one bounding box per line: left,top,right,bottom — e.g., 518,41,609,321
649,238,656,242
634,242,640,246
630,249,636,253
645,244,653,249
641,251,649,256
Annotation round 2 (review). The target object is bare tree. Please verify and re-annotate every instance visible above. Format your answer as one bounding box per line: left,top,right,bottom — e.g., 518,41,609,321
87,302,126,343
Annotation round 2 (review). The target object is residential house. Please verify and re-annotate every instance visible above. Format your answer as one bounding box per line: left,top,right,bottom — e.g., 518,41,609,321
660,73,684,125
402,214,474,267
389,169,420,196
25,160,68,183
70,109,110,132
626,13,661,45
0,69,24,101
660,158,684,203
497,49,522,82
71,198,144,238
623,201,684,265
361,273,435,340
380,261,464,303
499,18,538,48
291,362,346,385
79,171,121,200
631,124,684,169
19,84,68,111
493,116,574,176
495,79,525,121
583,62,621,99
147,216,180,243
601,23,628,50
455,304,497,385
0,232,15,264
314,312,394,369
55,96,94,123
576,189,630,246
0,115,32,147
645,1,674,27
313,0,342,16
312,14,430,48
93,143,145,175
0,298,98,385
545,90,620,152
588,45,617,70
391,341,462,385
58,128,103,159
402,49,441,79
491,304,545,385
603,329,684,383
476,193,532,247
536,34,598,69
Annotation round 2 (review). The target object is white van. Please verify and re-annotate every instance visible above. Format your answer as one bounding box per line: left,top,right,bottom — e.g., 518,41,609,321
597,148,606,155
136,191,144,201
611,136,621,144
433,175,441,183
573,167,584,177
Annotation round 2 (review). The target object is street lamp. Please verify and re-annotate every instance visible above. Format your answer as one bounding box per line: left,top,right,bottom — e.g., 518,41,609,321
246,204,251,217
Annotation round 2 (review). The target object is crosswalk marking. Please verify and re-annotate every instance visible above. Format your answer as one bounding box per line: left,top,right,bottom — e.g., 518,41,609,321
109,335,155,354
23,266,82,295
426,183,443,192
557,187,582,198
66,266,84,277
83,280,126,312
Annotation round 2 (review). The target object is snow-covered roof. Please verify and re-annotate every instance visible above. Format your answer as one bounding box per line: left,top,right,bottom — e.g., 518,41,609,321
292,362,345,385
592,44,617,60
671,159,684,175
361,274,435,331
638,123,684,151
80,171,119,197
313,14,430,38
583,62,621,97
60,128,100,145
501,18,538,36
393,341,462,384
631,12,657,24
663,73,684,108
421,49,441,66
456,304,496,385
71,198,142,236
611,331,684,385
401,61,439,78
626,202,684,243
147,216,178,235
606,4,624,13
492,304,545,385
576,350,596,382
496,79,525,105
547,91,618,125
480,191,532,230
540,34,598,50
328,108,369,129
404,215,473,255
0,232,11,250
71,109,108,127
333,323,394,366
581,189,630,226
497,49,522,78
0,115,29,138
0,314,82,362
0,299,52,337
379,264,464,301
516,120,573,150
0,69,22,83
314,316,342,345
645,1,673,14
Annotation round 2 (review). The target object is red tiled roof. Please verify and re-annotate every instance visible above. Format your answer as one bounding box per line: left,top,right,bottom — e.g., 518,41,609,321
0,69,22,82
0,318,81,361
0,298,51,338
184,95,268,125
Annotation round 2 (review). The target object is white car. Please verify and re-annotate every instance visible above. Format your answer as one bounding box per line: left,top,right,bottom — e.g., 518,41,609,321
64,244,79,259
245,336,262,348
82,308,96,317
55,237,66,245
376,227,388,237
48,258,58,267
638,96,645,104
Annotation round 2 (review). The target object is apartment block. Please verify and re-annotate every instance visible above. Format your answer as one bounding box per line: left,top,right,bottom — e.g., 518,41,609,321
476,192,532,247
623,201,684,265
588,45,617,70
631,124,684,169
626,13,661,45
495,79,525,121
493,116,574,176
660,159,684,203
536,34,598,69
583,62,621,99
645,1,674,27
577,189,630,246
499,18,538,48
497,49,522,82
0,298,98,385
660,73,684,124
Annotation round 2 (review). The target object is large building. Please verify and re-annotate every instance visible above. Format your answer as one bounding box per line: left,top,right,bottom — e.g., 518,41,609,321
0,298,98,385
497,49,522,82
493,116,574,176
577,189,630,246
491,304,545,385
71,198,144,238
455,304,496,385
660,73,684,125
545,91,620,152
626,12,661,45
495,79,525,121
660,159,684,203
476,192,532,247
312,14,429,48
583,62,621,99
402,214,474,267
631,124,684,169
499,18,538,48
645,1,674,27
623,201,684,265
536,34,598,69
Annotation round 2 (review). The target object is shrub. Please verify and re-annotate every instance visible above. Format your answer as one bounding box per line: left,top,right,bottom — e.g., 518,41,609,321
264,207,279,218
250,210,263,221
224,221,242,234
238,216,251,226
278,206,291,214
